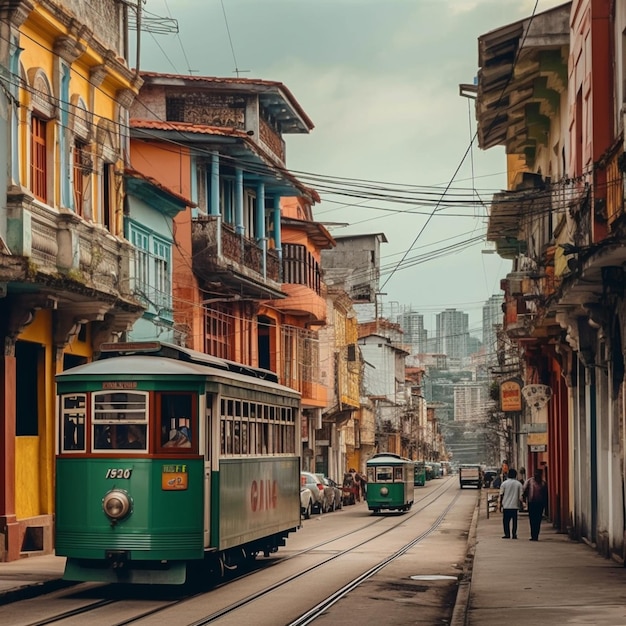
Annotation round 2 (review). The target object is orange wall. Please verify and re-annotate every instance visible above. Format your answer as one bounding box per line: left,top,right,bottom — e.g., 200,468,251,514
129,141,202,349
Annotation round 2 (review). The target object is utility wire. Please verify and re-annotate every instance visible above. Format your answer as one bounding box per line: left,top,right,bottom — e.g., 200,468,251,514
220,0,248,77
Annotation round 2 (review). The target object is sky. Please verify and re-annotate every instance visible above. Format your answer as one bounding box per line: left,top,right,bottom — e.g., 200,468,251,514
133,0,566,337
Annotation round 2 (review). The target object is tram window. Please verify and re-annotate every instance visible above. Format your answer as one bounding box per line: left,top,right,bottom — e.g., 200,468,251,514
93,423,147,451
286,424,295,453
262,422,269,454
60,394,86,452
241,421,248,454
159,393,195,451
233,420,241,454
394,467,403,480
222,420,233,454
94,392,147,421
376,467,393,481
273,424,279,453
92,391,148,452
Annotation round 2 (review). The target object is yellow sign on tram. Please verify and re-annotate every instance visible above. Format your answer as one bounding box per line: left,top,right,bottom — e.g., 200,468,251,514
161,464,189,490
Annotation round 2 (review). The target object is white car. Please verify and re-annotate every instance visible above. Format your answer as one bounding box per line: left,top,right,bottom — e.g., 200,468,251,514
300,487,314,519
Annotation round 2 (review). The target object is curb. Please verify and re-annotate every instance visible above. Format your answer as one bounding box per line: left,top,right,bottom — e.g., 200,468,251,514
450,491,480,626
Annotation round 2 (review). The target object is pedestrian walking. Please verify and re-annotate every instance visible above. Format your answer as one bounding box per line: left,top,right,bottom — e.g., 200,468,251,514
499,467,523,539
523,468,548,541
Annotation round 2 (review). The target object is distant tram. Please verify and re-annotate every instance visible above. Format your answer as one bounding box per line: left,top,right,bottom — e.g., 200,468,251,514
365,453,415,513
414,461,426,486
54,341,301,585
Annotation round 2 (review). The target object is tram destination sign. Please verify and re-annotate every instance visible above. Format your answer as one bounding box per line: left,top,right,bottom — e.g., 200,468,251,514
102,381,138,389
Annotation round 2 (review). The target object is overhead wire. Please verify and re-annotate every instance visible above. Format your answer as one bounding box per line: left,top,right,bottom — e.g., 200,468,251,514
9,0,600,294
380,0,541,291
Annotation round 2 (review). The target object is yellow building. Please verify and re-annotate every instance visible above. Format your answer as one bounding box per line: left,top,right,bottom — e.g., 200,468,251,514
0,0,143,561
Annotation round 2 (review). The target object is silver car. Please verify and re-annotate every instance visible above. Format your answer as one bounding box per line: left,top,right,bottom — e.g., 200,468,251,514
318,475,343,512
300,471,329,513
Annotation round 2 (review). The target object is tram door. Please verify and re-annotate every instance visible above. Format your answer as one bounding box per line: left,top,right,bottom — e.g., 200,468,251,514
203,393,213,548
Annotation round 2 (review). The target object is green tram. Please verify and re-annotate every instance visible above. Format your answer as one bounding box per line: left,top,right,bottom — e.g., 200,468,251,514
365,453,415,513
414,461,426,486
55,341,301,585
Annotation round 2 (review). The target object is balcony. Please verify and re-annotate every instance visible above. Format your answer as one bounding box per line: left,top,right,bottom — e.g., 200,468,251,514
192,215,284,299
272,243,326,322
3,188,143,341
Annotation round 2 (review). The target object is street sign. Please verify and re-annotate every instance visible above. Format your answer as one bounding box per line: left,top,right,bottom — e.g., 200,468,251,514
521,423,547,433
529,444,547,452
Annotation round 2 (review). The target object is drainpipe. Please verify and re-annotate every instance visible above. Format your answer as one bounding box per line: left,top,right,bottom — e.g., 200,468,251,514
60,64,71,209
235,168,244,235
210,152,221,258
210,152,220,216
235,167,244,262
256,182,266,280
273,196,282,281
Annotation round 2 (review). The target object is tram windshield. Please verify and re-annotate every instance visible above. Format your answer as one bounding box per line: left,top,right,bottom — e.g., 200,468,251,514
93,391,148,452
374,467,393,481
58,390,198,454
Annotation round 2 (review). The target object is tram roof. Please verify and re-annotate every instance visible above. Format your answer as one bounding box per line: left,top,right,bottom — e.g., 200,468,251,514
56,354,300,397
366,453,414,465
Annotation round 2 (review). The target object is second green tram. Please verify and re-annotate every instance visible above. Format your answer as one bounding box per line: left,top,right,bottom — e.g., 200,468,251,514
365,453,415,513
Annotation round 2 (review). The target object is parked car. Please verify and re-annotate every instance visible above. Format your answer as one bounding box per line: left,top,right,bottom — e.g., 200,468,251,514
318,475,343,511
300,472,328,513
300,487,314,519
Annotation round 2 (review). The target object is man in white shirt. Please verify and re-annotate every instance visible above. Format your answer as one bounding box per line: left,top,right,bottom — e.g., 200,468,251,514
499,467,524,539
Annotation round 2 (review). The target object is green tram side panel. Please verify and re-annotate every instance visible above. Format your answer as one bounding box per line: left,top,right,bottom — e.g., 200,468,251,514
214,457,300,550
55,457,204,561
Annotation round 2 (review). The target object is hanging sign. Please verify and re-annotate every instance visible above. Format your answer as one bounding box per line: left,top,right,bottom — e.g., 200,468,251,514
500,379,522,412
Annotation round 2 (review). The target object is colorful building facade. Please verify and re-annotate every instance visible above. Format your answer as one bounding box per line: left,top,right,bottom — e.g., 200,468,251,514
477,0,626,561
0,0,144,561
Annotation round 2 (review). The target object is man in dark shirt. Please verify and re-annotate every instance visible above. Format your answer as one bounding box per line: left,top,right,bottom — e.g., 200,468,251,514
523,468,548,541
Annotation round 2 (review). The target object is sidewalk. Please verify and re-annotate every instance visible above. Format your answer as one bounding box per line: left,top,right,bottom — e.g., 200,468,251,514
0,553,68,605
454,490,626,625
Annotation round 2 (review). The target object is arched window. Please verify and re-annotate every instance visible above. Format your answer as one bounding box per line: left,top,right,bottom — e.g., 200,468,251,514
96,119,119,233
71,96,92,218
27,69,55,203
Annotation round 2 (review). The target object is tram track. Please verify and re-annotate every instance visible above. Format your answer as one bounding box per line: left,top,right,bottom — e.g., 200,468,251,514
185,479,462,626
287,490,460,626
13,478,468,626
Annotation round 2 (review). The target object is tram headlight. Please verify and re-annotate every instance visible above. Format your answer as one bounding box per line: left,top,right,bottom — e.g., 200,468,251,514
380,487,389,496
103,490,131,521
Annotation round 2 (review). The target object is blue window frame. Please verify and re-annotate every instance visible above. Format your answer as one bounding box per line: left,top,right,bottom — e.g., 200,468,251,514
128,222,173,320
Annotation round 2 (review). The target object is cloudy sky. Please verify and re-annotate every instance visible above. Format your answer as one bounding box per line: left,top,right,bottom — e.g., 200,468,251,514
134,0,565,336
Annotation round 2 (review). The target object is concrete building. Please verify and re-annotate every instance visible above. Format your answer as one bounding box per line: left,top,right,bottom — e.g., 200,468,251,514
397,309,428,354
435,308,469,365
321,233,387,322
453,382,487,423
482,294,504,362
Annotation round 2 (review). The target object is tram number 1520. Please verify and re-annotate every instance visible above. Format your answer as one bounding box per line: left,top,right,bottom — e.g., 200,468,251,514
105,468,133,479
